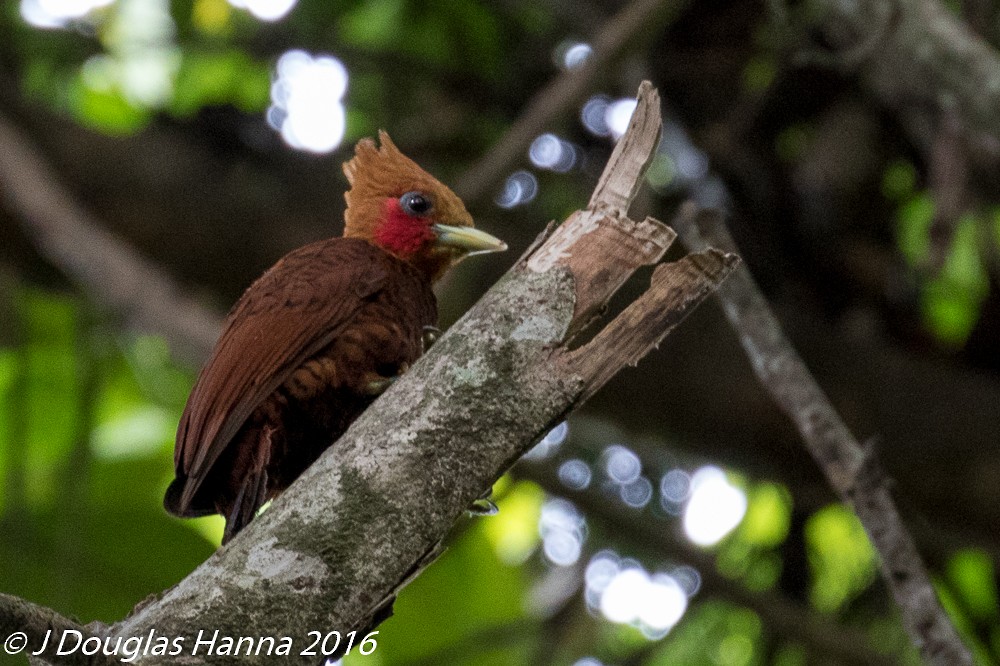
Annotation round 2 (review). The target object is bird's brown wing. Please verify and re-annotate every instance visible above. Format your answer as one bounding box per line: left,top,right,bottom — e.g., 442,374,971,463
170,238,389,515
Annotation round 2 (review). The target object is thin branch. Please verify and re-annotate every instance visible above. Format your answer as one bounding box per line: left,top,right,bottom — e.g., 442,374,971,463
797,0,1000,160
673,204,973,666
927,112,969,271
453,0,689,203
0,111,219,363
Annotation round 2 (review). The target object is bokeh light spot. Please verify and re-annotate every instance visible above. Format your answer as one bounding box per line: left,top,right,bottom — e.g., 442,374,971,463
269,50,348,153
495,170,539,209
660,468,691,502
542,529,582,566
522,421,568,460
529,133,577,172
605,98,637,138
671,565,702,596
558,459,592,490
683,466,747,546
593,557,689,634
554,40,593,70
539,498,586,567
581,95,611,136
25,0,113,25
620,476,653,508
572,659,604,666
228,0,296,21
640,574,688,630
541,421,569,447
585,551,620,594
603,444,641,484
599,567,648,623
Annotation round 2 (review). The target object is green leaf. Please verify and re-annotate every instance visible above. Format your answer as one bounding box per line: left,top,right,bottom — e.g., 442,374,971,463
22,58,67,106
895,192,934,266
882,159,917,201
947,549,999,622
922,216,988,347
772,644,808,666
737,482,791,549
647,602,762,666
190,0,234,36
171,49,270,116
20,290,81,507
69,76,151,135
774,123,811,163
482,479,543,565
933,579,996,666
445,0,502,76
743,55,776,92
741,552,781,593
805,504,876,613
339,0,405,49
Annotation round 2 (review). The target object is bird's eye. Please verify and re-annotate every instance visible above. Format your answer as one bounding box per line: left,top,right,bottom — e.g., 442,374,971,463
399,191,432,216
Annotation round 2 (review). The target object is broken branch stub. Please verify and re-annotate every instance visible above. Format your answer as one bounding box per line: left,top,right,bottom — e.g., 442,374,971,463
527,81,678,338
523,79,738,395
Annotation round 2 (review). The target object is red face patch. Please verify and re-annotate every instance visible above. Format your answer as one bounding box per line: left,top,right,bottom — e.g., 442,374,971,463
373,198,435,257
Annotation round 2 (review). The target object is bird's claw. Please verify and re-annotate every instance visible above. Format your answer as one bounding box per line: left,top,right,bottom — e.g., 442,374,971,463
467,488,499,516
468,498,499,516
363,375,397,396
422,326,442,354
362,361,410,396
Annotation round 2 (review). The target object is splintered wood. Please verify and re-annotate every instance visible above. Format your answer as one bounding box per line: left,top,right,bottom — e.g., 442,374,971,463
526,80,738,393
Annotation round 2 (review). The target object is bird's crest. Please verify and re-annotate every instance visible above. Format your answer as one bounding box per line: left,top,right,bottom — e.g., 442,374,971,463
343,130,430,188
343,131,451,239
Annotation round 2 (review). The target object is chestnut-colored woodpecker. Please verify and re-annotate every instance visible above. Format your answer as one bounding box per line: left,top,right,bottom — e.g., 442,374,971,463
165,132,506,543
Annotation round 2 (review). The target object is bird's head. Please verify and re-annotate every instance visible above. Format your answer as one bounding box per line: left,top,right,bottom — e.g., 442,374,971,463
342,131,506,281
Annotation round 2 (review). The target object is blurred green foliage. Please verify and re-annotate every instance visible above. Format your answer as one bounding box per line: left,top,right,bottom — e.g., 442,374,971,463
805,505,876,614
888,168,991,347
1,0,515,140
647,603,763,666
357,512,533,666
0,287,214,635
717,481,791,594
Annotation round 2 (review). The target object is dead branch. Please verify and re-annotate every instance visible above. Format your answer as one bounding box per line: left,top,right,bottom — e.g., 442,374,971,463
454,0,690,203
798,0,1000,160
674,204,972,666
0,112,219,363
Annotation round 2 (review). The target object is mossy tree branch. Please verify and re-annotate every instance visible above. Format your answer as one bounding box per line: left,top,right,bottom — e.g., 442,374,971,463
12,81,735,665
